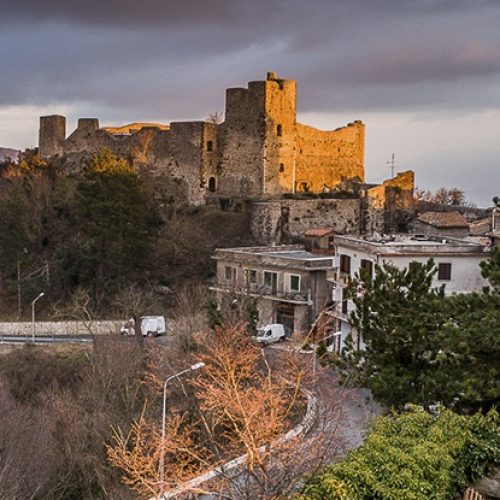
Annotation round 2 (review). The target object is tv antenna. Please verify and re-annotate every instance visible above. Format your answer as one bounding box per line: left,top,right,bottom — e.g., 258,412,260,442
386,153,397,178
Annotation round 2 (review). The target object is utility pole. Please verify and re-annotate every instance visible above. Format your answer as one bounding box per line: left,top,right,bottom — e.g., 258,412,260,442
386,153,396,178
17,252,22,317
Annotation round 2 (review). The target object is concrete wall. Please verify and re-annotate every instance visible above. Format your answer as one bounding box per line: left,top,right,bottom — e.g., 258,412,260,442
0,320,123,336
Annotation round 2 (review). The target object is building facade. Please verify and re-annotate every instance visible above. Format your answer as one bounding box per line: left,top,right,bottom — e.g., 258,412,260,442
211,245,334,336
329,234,491,350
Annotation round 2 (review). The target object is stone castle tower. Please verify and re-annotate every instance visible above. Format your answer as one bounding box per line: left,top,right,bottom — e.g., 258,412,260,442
39,72,365,204
216,72,364,197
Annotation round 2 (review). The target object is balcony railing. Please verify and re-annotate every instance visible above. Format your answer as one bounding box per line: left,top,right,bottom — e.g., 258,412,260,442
210,280,312,304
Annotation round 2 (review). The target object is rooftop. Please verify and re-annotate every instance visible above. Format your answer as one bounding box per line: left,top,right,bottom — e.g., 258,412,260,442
334,233,490,256
213,245,334,269
304,228,336,237
417,211,468,228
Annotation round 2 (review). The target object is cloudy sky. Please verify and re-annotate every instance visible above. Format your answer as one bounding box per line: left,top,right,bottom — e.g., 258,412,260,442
1,0,499,206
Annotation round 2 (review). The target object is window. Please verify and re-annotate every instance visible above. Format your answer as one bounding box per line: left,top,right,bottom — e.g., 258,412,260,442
225,266,236,282
328,236,335,250
208,176,216,192
277,124,283,137
264,271,278,294
360,259,373,276
207,140,213,152
289,275,300,292
341,287,348,314
438,263,452,281
339,254,351,274
245,269,257,284
279,163,285,173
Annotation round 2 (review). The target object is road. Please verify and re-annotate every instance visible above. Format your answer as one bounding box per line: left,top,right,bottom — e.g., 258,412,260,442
167,345,383,499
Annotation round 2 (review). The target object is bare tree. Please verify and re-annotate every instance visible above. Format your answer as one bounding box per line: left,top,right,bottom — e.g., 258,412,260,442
206,111,224,124
112,283,160,349
414,186,475,207
106,322,347,498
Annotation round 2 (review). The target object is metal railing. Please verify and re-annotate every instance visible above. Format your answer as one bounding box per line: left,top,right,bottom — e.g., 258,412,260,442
212,280,312,303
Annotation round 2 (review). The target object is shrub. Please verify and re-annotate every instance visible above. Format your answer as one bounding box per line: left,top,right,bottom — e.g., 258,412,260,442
0,345,87,404
301,408,500,499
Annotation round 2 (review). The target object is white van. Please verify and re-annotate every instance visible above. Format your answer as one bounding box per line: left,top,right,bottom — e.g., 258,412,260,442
254,324,286,345
120,316,166,337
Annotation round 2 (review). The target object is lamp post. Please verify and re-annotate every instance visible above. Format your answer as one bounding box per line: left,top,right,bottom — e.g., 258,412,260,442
31,292,45,343
159,362,205,496
312,330,343,377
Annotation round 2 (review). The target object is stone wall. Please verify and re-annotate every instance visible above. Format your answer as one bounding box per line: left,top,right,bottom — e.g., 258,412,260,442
216,82,266,196
39,115,66,158
42,117,215,205
251,198,360,244
364,170,415,233
39,72,366,205
214,72,365,198
294,121,365,192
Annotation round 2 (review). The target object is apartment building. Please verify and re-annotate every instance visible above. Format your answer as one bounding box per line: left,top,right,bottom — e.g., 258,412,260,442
211,245,334,336
329,234,491,350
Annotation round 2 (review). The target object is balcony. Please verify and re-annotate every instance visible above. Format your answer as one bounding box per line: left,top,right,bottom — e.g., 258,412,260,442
209,280,312,305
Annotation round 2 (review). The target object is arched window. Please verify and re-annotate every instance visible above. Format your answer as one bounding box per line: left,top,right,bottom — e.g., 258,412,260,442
208,176,217,192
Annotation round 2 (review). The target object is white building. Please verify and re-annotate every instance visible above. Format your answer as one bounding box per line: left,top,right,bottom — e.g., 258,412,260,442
328,234,491,351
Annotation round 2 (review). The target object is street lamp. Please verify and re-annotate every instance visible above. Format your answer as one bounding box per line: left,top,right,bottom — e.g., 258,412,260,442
312,330,343,376
31,292,45,343
159,362,205,496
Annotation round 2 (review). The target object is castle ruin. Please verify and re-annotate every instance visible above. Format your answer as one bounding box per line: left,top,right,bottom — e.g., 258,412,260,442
39,72,365,205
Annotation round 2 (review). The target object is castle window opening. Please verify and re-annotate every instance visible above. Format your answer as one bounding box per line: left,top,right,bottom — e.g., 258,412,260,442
277,124,283,137
208,176,217,192
279,163,285,173
207,140,213,152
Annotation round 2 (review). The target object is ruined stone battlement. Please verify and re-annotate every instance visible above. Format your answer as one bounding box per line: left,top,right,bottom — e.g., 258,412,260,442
39,73,365,204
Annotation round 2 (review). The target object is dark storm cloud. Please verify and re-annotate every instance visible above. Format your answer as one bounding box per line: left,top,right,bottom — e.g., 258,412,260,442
1,0,500,118
1,0,497,27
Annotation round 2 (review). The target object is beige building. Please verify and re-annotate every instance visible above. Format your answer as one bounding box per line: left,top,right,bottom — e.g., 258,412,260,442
211,245,334,336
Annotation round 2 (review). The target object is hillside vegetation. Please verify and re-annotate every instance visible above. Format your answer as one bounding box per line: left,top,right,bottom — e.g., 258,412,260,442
0,149,255,318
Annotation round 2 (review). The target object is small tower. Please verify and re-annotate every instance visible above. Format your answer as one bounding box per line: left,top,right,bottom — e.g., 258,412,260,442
39,115,66,158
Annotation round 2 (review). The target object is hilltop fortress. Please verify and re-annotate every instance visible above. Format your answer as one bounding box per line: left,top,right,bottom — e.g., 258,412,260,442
39,72,365,205
39,72,413,241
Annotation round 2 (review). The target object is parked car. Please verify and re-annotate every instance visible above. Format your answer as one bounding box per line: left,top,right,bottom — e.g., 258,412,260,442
120,316,166,337
254,324,286,345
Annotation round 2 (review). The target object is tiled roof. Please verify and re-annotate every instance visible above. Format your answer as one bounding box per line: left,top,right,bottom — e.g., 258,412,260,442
469,218,491,236
417,211,468,228
304,228,336,237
